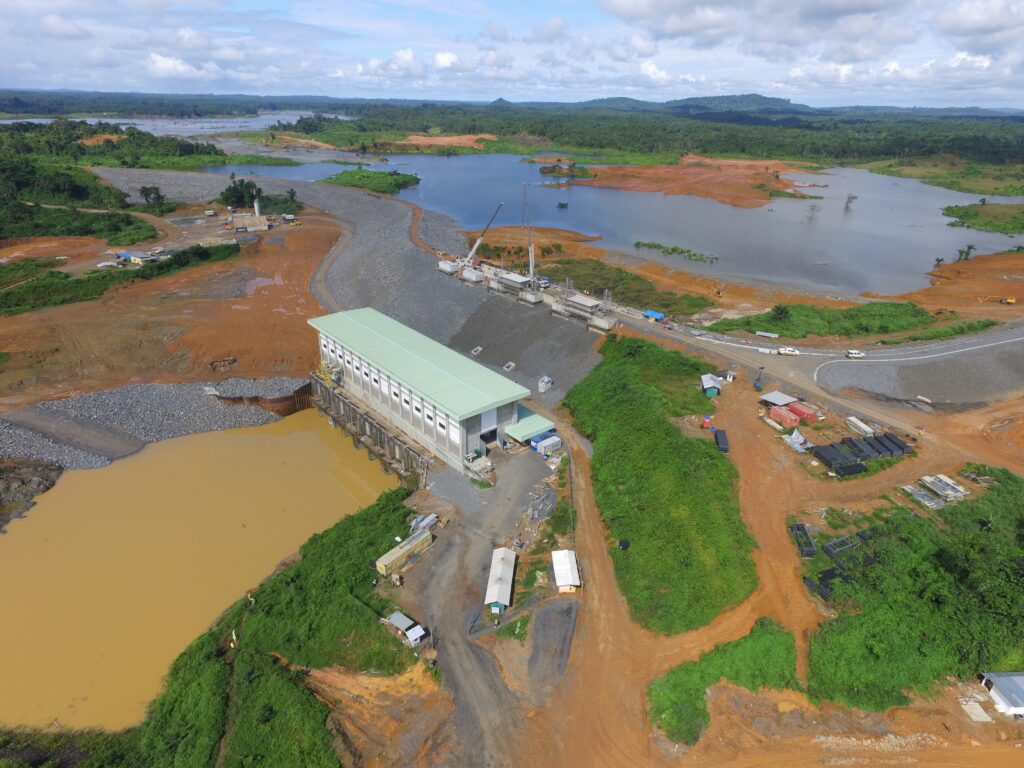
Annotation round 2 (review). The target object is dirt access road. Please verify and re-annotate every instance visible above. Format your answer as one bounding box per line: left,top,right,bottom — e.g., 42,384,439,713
516,385,1022,767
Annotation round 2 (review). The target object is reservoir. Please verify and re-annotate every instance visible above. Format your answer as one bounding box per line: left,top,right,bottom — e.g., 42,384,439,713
209,155,1024,295
0,409,394,730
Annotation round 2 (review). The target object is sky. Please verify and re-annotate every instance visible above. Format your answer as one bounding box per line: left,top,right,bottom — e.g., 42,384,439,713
3,0,1022,108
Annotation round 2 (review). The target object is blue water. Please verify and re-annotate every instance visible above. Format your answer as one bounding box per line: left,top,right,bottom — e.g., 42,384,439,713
210,154,1024,294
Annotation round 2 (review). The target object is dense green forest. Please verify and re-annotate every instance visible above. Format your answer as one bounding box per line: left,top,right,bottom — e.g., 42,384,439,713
321,168,421,194
564,335,757,634
270,105,1024,164
0,203,156,244
807,466,1024,711
0,488,416,768
708,302,935,338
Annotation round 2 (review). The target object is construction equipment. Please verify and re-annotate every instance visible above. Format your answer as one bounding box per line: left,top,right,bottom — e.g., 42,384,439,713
978,296,1017,304
459,202,503,268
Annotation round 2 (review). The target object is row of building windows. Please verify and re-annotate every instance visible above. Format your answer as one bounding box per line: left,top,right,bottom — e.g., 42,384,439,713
320,335,461,453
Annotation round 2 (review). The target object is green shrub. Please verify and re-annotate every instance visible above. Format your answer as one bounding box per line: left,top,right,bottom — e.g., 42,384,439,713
321,168,420,194
808,466,1024,710
879,319,998,344
709,301,934,338
540,258,712,316
0,203,156,243
649,618,798,744
565,336,757,634
494,614,531,644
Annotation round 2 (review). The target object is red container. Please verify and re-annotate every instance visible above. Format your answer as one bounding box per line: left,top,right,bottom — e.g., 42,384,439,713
770,406,800,429
787,401,818,423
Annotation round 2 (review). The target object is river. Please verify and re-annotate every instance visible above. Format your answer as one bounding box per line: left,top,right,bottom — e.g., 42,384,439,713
0,111,346,136
205,154,1024,295
0,409,394,730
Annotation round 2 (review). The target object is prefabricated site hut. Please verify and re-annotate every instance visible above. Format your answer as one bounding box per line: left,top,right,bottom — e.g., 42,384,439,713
981,672,1024,717
759,390,798,408
309,308,532,470
551,549,581,593
701,373,723,398
484,547,517,614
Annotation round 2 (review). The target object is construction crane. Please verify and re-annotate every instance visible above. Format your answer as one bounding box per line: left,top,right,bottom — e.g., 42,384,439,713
460,202,504,268
523,183,536,287
977,296,1018,304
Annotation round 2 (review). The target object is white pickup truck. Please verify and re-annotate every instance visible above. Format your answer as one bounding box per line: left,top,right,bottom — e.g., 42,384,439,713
777,346,800,356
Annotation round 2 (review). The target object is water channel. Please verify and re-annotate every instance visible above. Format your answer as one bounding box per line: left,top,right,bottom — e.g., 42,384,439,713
0,409,394,730
207,154,1024,295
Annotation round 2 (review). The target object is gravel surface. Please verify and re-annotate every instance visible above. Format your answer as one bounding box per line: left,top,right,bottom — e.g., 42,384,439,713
0,420,109,469
1,378,306,467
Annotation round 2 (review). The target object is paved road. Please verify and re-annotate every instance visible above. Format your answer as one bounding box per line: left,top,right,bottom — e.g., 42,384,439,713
626,316,1024,405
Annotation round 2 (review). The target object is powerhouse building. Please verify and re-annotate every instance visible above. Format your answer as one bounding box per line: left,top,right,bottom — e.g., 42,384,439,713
309,308,546,470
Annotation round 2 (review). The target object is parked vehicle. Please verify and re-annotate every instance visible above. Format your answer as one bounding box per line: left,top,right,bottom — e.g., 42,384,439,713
777,347,800,356
845,350,866,359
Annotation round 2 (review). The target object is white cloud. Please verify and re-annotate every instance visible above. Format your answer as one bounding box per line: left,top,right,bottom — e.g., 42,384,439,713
40,13,91,39
433,51,459,69
530,16,567,43
145,52,211,78
484,22,507,42
640,59,670,84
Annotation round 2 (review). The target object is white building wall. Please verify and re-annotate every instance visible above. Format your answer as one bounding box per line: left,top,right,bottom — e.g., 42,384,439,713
318,332,465,466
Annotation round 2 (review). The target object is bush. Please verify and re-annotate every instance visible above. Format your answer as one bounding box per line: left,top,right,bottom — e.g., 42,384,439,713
565,336,757,634
649,618,798,744
321,168,420,194
540,258,713,316
709,301,934,338
0,203,156,243
807,466,1024,710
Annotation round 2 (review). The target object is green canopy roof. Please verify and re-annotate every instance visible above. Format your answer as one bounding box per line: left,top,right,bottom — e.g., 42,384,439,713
309,308,529,421
504,404,555,443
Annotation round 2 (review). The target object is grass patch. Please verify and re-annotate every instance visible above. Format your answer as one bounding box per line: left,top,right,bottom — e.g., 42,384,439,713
0,203,157,244
858,155,1024,196
222,154,301,167
807,465,1024,711
879,319,998,344
540,258,713,316
548,499,577,536
565,335,757,634
238,487,415,671
0,243,239,315
942,203,1024,234
495,614,531,644
321,168,420,194
634,241,719,264
709,302,934,339
219,654,337,768
648,618,798,744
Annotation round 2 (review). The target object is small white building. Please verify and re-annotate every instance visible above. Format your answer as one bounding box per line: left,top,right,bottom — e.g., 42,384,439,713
387,611,426,647
485,547,516,614
981,672,1024,716
551,549,581,593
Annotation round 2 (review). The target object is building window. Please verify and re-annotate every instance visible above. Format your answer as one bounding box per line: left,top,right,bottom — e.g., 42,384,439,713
414,405,422,415
437,420,446,431
403,397,410,408
392,389,400,400
426,413,433,423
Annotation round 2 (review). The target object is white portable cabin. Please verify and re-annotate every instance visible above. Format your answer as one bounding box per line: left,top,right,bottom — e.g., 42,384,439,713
981,672,1024,716
551,549,581,593
484,547,516,614
535,435,562,456
846,416,874,437
460,267,485,283
437,260,459,275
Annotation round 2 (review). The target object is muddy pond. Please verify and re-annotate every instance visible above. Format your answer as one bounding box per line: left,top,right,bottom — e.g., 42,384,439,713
0,409,394,730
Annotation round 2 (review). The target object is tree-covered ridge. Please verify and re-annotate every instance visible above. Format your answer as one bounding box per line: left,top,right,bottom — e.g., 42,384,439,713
270,106,1024,164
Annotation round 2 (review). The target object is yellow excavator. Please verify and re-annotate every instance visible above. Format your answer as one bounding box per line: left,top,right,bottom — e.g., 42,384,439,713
978,296,1017,305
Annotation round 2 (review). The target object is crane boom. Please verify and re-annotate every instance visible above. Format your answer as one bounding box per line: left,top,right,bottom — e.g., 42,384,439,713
463,202,504,266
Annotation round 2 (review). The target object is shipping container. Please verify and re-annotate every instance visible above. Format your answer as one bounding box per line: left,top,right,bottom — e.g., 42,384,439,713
864,436,893,458
882,432,913,455
769,406,800,429
786,401,819,422
846,416,874,437
375,529,433,576
714,430,729,453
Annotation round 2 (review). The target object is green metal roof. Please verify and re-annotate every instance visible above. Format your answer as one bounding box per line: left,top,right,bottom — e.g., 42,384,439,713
309,308,530,421
504,404,555,443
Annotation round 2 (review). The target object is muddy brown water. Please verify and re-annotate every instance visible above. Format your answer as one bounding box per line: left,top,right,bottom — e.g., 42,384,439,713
0,409,394,730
